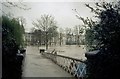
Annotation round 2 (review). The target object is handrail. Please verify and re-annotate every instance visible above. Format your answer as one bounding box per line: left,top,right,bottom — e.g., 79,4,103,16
45,52,85,63
42,51,87,79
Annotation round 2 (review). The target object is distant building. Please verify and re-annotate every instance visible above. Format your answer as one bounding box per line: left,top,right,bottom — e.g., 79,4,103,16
24,32,37,45
65,33,85,45
23,31,85,46
24,32,32,45
24,31,46,46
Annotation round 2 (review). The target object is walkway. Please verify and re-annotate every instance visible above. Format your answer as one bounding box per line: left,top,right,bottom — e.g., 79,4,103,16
22,46,73,77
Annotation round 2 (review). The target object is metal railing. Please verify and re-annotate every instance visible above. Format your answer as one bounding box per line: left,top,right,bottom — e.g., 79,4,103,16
42,51,87,79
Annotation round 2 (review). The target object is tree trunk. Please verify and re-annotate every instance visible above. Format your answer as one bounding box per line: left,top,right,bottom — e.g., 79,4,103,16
60,33,62,46
46,32,48,50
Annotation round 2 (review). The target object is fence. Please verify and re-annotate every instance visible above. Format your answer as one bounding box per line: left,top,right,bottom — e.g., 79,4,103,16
42,51,87,79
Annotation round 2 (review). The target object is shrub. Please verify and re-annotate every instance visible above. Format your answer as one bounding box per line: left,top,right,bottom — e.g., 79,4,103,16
2,16,25,79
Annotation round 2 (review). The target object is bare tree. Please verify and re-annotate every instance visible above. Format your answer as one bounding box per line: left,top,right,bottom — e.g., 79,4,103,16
17,16,26,26
73,25,79,45
2,0,31,10
65,27,73,45
1,0,31,16
59,28,64,46
73,25,84,46
32,14,57,50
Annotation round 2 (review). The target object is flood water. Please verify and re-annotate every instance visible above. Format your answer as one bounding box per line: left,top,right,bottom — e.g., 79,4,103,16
41,45,87,60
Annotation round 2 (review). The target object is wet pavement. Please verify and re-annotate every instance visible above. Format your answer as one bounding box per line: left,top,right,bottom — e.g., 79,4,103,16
22,46,73,77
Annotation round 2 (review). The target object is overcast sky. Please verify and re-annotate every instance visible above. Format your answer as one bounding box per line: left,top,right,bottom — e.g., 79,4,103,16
2,0,116,32
25,2,94,32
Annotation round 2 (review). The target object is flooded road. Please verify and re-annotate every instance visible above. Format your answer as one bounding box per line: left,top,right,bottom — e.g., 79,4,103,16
47,45,87,60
